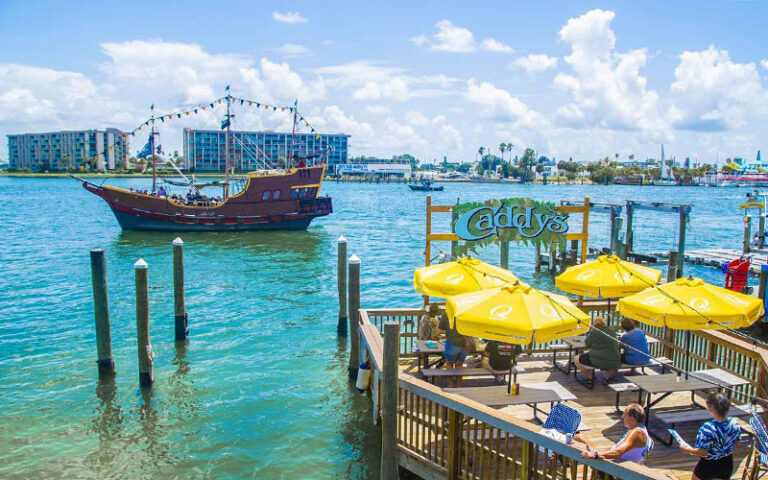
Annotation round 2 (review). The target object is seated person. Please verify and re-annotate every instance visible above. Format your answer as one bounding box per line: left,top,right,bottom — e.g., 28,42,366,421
574,316,621,382
620,318,650,366
436,315,470,387
418,303,439,341
577,403,653,464
484,341,522,371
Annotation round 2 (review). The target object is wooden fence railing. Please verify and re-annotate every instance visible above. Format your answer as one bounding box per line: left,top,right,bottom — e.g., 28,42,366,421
358,303,768,480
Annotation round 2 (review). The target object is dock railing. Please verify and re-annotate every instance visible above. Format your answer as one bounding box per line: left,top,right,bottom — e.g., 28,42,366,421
359,306,671,480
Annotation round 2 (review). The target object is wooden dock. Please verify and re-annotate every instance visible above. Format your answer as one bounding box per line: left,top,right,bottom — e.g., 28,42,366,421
358,306,768,480
653,248,768,275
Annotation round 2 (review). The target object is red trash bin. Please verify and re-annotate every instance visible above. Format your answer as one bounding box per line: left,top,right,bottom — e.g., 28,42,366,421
724,257,750,293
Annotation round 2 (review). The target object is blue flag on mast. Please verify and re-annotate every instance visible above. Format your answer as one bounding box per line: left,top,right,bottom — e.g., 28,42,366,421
137,137,152,159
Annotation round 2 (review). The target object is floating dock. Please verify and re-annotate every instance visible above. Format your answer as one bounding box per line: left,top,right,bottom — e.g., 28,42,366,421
653,248,768,275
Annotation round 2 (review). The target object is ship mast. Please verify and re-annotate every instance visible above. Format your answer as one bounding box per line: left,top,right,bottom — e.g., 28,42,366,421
150,104,157,194
224,86,232,199
288,99,298,169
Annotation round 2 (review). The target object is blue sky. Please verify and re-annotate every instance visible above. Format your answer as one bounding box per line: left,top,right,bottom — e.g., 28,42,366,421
1,0,767,163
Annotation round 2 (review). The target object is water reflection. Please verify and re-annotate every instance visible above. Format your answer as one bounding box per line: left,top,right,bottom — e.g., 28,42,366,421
92,375,123,439
168,341,201,422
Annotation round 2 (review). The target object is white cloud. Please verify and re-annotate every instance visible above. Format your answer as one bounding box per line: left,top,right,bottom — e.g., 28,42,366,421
405,111,430,126
513,54,558,73
762,59,768,71
464,79,547,128
431,115,463,153
314,61,457,102
366,105,390,115
272,11,307,24
554,9,664,137
412,20,475,53
668,46,768,131
277,43,309,58
482,38,514,54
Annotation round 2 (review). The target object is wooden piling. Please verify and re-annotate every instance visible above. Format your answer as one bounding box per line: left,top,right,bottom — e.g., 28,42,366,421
625,201,635,255
760,215,766,249
666,251,679,283
380,321,400,480
759,265,768,320
337,236,348,337
172,238,188,341
677,207,688,277
744,216,752,254
534,243,542,272
348,255,361,379
569,239,578,265
450,199,460,260
135,259,153,387
90,249,114,375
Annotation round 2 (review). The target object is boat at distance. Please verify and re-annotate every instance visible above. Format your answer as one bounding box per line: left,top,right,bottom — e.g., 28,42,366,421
408,178,444,191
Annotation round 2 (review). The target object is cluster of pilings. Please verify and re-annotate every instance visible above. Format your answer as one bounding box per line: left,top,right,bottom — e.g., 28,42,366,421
90,238,188,387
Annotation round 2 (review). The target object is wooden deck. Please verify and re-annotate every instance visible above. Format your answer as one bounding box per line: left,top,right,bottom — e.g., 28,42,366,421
403,354,754,480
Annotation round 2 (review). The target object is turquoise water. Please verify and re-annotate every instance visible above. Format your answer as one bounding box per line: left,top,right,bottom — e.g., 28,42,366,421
0,177,753,479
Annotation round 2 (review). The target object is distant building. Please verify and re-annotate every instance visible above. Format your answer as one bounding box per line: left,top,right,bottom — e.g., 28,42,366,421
183,128,349,172
8,128,129,171
335,157,412,178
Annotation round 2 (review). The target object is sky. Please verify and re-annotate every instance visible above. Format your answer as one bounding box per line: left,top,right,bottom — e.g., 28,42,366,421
1,0,767,164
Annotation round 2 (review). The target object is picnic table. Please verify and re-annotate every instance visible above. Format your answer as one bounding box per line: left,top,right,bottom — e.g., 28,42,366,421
414,339,445,372
554,334,660,375
629,368,750,442
445,381,577,421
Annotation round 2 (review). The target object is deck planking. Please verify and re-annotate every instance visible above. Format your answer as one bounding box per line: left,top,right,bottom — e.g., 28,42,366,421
402,354,756,480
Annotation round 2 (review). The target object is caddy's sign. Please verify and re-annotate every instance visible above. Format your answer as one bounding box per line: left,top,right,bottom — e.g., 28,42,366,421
454,203,569,241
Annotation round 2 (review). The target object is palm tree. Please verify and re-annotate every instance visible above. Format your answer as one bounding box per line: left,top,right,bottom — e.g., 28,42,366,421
478,146,485,163
507,143,514,164
499,143,506,162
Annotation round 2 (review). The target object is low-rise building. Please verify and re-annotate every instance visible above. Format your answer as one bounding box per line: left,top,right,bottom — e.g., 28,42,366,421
183,128,349,172
8,128,129,171
335,157,412,178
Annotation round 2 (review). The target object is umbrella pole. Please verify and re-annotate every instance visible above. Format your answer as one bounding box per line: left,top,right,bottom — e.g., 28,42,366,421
685,330,691,380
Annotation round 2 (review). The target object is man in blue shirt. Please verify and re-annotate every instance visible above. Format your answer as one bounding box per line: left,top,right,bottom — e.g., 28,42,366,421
620,318,650,367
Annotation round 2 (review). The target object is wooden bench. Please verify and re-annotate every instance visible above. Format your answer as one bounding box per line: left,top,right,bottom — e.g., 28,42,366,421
608,382,642,411
654,404,762,445
577,357,673,389
421,365,523,384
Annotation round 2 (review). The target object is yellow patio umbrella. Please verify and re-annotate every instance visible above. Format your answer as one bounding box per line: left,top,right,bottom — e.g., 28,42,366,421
555,255,662,298
617,276,763,375
414,256,521,298
446,282,591,391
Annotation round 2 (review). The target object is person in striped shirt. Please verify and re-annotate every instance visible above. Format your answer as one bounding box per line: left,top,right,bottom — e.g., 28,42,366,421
679,392,742,480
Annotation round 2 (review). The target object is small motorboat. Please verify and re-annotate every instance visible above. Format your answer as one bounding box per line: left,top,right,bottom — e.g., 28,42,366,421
408,179,444,191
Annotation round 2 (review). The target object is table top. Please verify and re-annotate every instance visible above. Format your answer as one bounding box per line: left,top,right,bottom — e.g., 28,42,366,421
445,382,577,407
562,334,660,349
629,369,749,394
415,339,445,353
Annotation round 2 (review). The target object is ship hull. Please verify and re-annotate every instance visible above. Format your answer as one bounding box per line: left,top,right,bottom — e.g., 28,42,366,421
77,165,332,232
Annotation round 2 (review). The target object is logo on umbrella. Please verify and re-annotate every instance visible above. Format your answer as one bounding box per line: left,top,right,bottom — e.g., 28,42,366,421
614,272,631,282
490,305,513,320
723,293,749,306
576,270,595,281
690,298,710,312
642,294,666,306
445,274,464,285
539,305,559,319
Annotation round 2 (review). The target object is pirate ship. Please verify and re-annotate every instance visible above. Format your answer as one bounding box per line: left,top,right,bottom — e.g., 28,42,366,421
75,90,333,231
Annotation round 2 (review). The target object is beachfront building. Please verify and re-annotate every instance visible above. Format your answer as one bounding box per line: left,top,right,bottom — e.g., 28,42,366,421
183,128,349,172
7,128,129,171
335,157,412,179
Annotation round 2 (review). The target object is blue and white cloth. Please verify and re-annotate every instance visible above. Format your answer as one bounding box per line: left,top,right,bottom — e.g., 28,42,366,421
694,418,741,460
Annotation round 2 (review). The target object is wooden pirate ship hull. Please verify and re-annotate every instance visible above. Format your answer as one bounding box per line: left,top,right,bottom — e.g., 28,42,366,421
77,165,332,232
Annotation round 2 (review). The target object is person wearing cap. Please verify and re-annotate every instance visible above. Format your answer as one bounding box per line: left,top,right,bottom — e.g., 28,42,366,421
418,303,440,341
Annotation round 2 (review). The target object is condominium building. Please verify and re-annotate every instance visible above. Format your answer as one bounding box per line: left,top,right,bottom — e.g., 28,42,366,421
8,128,129,171
183,128,349,172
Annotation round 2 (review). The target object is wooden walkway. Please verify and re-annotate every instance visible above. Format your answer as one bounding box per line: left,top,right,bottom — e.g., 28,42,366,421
408,354,755,480
654,248,767,275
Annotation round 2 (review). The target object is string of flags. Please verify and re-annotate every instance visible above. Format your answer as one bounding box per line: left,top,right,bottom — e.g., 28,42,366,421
123,94,323,142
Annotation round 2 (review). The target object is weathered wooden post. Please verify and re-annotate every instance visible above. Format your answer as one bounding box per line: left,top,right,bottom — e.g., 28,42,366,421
569,239,578,265
759,212,766,249
172,238,188,341
90,249,114,375
666,251,679,283
548,242,556,272
451,199,460,260
348,254,361,379
624,201,635,256
759,265,768,320
337,236,348,337
380,321,400,480
534,243,542,272
744,215,753,254
135,259,153,387
677,206,688,277
609,206,618,255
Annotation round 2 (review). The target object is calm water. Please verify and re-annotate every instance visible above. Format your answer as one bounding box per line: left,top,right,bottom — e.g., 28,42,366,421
0,177,752,479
